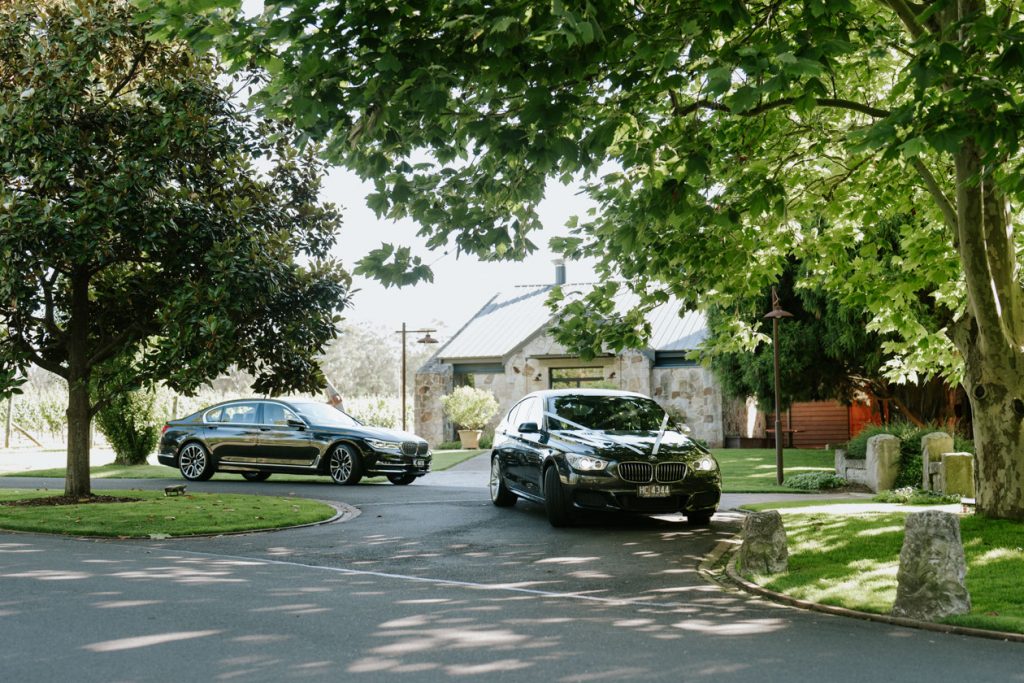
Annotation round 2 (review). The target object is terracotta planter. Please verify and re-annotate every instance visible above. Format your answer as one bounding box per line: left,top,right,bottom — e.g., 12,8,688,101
457,429,482,449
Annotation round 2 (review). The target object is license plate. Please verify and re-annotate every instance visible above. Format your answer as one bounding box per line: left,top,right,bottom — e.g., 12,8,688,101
414,459,425,468
638,484,670,498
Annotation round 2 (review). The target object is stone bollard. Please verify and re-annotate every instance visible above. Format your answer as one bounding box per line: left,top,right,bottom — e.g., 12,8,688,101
739,511,788,574
892,510,971,620
921,432,953,491
942,453,975,497
866,434,901,492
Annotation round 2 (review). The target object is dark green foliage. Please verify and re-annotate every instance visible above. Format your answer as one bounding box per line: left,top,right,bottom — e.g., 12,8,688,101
96,391,160,466
784,472,847,491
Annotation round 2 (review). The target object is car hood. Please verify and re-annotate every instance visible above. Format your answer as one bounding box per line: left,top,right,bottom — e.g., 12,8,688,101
309,423,427,443
549,429,704,459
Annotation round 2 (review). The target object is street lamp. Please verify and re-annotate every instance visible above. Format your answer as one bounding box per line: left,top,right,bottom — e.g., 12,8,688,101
764,286,793,486
397,323,439,431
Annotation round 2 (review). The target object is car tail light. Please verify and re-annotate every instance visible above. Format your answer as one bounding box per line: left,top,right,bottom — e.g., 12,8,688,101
161,424,170,435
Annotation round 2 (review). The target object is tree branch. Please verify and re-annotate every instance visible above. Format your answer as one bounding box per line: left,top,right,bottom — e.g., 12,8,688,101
911,157,958,234
671,95,891,120
108,46,147,100
878,0,927,41
11,335,65,377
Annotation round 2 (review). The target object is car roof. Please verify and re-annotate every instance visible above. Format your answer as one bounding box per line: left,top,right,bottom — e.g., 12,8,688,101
520,388,651,400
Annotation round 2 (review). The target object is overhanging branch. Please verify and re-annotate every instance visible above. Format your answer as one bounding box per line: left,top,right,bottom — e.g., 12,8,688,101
879,0,927,41
671,96,891,120
911,158,958,234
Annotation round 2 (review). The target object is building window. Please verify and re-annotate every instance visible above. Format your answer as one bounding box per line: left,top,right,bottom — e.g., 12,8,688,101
550,367,614,389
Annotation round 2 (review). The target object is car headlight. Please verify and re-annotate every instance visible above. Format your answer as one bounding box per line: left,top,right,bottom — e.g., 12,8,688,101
566,454,609,472
693,456,719,473
365,438,402,454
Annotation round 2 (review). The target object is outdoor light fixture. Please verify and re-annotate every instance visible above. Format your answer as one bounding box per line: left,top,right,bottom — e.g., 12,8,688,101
764,286,793,486
397,323,439,431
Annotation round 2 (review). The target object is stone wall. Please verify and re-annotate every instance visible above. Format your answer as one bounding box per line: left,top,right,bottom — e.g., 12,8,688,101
413,358,453,446
651,366,725,447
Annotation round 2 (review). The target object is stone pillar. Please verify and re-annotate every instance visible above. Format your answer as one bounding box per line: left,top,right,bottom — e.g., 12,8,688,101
942,453,975,497
738,511,788,574
892,511,971,620
866,434,901,492
921,432,954,491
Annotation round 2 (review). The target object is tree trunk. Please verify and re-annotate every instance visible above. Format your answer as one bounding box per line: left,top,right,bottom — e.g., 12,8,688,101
64,376,92,498
958,335,1024,520
952,143,1024,520
64,270,92,498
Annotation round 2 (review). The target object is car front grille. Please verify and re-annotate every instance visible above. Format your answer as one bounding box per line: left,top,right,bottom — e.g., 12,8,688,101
401,442,417,456
656,462,687,483
618,462,653,483
417,442,429,456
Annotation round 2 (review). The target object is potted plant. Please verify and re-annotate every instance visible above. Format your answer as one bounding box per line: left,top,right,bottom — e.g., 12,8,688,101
440,386,499,449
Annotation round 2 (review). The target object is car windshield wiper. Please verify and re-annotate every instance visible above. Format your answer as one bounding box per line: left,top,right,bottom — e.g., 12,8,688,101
545,412,645,455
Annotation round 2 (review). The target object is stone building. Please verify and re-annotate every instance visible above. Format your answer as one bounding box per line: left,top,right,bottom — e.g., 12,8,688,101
415,275,747,447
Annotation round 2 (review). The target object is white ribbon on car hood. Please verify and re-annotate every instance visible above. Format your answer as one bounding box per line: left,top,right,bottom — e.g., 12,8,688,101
544,411,646,455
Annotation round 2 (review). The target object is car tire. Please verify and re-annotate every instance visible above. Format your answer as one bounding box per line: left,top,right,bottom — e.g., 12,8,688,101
328,444,363,485
178,442,215,481
489,456,517,507
686,510,714,526
241,471,271,482
543,465,573,527
387,474,417,485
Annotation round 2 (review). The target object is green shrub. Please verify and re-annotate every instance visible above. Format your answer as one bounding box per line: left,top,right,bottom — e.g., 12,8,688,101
872,487,961,505
346,395,400,428
440,386,499,430
785,472,847,491
96,390,160,466
437,440,463,450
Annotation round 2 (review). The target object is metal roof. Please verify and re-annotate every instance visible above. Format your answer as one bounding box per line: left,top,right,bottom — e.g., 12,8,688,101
434,284,707,361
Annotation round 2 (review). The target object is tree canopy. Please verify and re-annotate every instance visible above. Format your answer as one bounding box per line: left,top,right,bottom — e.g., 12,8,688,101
0,0,351,496
143,0,1024,519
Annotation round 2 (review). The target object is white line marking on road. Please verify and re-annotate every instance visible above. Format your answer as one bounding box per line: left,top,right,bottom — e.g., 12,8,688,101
151,546,693,610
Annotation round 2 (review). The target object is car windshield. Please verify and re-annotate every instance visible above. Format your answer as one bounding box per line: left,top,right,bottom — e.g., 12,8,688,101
548,395,667,432
291,402,362,428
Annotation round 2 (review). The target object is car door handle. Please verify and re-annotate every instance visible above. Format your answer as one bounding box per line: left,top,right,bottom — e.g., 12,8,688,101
258,427,272,432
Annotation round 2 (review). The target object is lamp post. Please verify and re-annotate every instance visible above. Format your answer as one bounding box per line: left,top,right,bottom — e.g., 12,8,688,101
397,323,439,431
764,287,793,486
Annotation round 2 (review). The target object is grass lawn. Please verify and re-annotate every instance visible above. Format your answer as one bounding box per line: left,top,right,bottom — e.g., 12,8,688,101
0,488,335,538
740,509,1024,634
3,449,485,482
712,448,835,493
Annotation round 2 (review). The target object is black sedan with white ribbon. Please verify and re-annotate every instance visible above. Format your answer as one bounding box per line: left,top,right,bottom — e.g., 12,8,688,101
489,389,721,526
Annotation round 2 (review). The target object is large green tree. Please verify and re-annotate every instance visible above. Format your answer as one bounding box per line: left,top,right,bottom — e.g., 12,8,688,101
146,1,1024,519
0,1,350,497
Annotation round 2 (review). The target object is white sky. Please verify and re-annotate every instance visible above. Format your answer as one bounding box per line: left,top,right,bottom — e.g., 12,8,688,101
324,168,598,338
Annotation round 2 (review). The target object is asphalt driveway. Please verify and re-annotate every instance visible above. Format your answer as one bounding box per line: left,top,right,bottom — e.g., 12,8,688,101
1,455,1022,682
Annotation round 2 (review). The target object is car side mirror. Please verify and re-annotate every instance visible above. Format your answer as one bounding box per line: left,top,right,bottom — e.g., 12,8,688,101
518,422,540,434
287,418,306,430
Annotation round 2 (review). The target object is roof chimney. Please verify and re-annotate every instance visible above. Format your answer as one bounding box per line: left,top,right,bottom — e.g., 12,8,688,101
553,259,566,285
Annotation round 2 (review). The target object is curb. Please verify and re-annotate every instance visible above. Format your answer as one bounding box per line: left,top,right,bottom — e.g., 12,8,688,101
702,534,1024,644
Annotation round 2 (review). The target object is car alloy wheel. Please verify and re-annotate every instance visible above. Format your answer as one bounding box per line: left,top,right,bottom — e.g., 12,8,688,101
179,442,214,481
329,444,363,485
489,457,517,507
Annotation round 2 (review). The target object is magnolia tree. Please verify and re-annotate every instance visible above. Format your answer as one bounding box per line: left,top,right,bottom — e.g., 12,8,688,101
148,1,1024,519
0,1,350,497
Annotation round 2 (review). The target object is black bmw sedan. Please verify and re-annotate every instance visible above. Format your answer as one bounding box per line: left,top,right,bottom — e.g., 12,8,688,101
158,398,431,485
489,389,721,526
